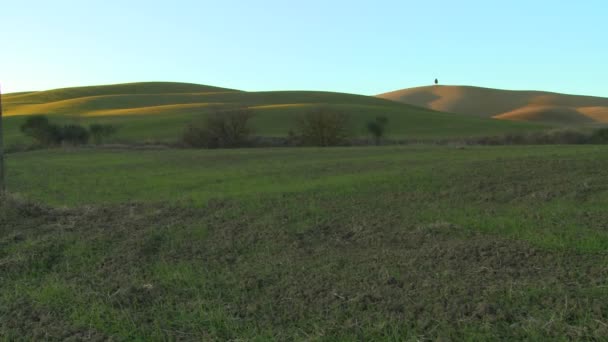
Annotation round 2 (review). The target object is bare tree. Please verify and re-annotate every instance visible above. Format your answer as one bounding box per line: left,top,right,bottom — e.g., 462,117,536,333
295,107,350,146
182,108,255,148
90,124,118,145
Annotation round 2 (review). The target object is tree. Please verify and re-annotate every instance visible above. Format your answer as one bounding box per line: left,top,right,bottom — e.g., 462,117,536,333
366,116,389,145
182,108,254,148
21,116,91,147
435,78,439,85
294,107,350,146
20,115,62,146
591,128,608,143
61,125,90,145
89,124,117,145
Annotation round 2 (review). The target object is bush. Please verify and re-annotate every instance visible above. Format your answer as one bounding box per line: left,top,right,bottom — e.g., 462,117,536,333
467,129,594,146
20,116,62,146
181,109,254,148
20,116,94,147
366,116,389,145
294,107,350,146
89,124,118,145
590,128,608,143
61,125,90,145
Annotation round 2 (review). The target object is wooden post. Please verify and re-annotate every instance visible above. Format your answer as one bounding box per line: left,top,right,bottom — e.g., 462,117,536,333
0,84,5,194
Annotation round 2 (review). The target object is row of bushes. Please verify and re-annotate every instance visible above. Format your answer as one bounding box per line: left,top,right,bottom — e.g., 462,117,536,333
181,107,389,148
179,107,608,149
18,111,608,150
181,107,608,149
463,128,608,146
21,116,117,146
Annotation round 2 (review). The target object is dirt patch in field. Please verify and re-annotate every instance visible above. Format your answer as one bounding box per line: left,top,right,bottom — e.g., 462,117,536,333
2,300,108,341
1,195,607,340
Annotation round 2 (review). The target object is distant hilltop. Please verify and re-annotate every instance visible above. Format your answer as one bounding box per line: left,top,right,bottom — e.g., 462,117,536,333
378,85,608,126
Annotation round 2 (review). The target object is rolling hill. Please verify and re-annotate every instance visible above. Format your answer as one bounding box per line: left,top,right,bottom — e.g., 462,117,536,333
378,85,608,126
2,82,545,146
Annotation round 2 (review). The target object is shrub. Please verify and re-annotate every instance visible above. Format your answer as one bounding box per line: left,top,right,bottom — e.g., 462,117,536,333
467,129,594,146
181,109,254,148
89,124,117,145
366,116,389,145
20,116,62,146
536,130,589,145
590,128,608,143
61,125,90,145
294,107,350,146
182,122,209,148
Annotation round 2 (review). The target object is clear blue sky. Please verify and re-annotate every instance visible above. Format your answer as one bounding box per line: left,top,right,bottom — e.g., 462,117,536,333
1,0,607,96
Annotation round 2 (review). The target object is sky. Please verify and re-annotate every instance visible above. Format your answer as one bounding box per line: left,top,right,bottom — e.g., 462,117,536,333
1,0,607,96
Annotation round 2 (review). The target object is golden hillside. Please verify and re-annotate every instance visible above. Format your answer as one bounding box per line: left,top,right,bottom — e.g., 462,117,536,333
378,85,608,125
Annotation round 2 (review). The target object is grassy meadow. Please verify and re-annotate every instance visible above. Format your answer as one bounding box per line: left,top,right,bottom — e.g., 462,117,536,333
2,82,547,147
2,145,608,340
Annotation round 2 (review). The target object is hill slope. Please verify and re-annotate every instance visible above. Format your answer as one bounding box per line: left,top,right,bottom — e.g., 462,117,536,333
378,85,608,126
2,82,545,146
4,82,240,104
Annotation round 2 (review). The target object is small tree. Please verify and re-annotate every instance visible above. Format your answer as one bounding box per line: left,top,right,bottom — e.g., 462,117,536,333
182,108,254,148
366,116,389,145
591,128,608,144
89,124,117,145
61,124,90,145
182,121,209,148
295,107,350,146
20,115,62,146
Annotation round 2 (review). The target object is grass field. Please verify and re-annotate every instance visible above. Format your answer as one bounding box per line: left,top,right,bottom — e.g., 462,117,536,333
2,82,546,147
2,145,608,340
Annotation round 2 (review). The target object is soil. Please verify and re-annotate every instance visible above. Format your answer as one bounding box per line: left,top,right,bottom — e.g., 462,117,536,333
2,195,607,340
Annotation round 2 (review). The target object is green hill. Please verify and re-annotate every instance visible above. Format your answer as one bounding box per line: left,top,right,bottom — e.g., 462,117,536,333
2,82,546,146
4,82,239,104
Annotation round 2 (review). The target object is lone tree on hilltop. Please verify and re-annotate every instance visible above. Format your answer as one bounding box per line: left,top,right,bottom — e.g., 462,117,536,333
435,78,439,85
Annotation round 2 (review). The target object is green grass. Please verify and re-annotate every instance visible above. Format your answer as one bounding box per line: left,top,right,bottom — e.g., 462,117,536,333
2,145,608,340
2,82,547,147
4,81,240,103
6,145,608,251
